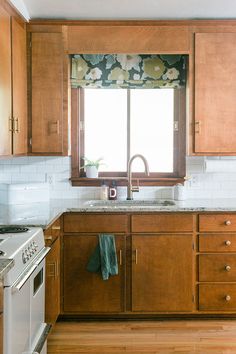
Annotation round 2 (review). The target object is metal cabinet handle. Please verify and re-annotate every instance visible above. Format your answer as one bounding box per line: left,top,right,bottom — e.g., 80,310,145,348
45,235,53,241
225,220,231,226
52,226,60,230
14,117,19,133
119,250,122,266
134,249,138,264
225,295,231,301
225,265,231,272
225,240,231,246
9,117,14,132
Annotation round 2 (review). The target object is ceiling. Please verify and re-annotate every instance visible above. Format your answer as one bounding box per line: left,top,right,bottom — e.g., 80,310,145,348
9,0,236,21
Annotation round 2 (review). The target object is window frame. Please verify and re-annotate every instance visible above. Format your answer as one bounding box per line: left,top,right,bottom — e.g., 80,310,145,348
70,87,186,186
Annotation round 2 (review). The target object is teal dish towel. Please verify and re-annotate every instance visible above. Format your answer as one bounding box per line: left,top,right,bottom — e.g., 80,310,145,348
86,234,118,280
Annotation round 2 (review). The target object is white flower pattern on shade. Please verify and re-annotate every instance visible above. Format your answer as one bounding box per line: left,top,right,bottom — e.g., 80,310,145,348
86,67,102,80
163,68,179,80
116,54,142,71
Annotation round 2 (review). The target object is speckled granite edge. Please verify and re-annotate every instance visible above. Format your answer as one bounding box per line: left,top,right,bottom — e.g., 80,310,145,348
1,198,236,228
0,259,14,279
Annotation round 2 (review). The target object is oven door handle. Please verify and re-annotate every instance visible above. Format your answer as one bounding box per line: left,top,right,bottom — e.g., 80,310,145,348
11,264,38,292
34,246,51,266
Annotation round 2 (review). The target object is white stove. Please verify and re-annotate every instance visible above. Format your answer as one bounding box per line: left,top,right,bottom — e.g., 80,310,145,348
0,227,45,285
0,226,51,354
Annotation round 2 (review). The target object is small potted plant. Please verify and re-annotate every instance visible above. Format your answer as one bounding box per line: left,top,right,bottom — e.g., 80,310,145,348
81,157,104,178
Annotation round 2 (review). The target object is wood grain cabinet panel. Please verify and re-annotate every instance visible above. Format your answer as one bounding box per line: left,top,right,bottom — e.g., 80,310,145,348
31,32,63,154
132,234,193,312
0,6,12,156
11,17,27,155
67,25,190,54
199,254,236,282
195,33,236,154
131,214,193,233
199,284,236,311
199,234,236,252
45,236,60,325
199,214,236,232
63,234,125,313
64,213,128,233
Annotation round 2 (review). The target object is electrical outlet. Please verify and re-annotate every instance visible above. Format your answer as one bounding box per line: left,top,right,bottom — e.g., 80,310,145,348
189,175,200,188
46,174,54,185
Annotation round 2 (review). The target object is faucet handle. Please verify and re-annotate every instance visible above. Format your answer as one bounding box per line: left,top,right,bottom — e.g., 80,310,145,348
131,179,139,193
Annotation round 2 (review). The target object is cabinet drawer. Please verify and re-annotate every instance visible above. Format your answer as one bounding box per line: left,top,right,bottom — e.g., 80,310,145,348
131,214,193,233
199,254,236,282
64,213,128,233
44,219,61,246
199,284,236,311
199,234,236,252
199,214,236,232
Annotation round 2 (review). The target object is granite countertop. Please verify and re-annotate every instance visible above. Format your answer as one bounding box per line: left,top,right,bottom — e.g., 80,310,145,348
1,198,236,228
0,259,14,280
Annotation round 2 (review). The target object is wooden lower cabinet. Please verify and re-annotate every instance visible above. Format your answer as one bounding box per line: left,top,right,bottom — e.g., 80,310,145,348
63,234,125,313
45,227,61,324
132,234,193,312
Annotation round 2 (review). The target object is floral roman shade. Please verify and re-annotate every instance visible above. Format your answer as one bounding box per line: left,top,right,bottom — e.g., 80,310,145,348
71,54,187,89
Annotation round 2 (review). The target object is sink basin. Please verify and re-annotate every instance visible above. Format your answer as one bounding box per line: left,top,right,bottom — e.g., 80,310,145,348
85,200,176,208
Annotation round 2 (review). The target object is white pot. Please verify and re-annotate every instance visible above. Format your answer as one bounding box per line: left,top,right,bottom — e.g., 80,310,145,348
86,166,98,178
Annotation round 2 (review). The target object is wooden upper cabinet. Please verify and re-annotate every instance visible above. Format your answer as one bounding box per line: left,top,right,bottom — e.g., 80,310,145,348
67,25,190,54
194,33,236,154
31,32,64,154
12,18,27,155
0,6,11,156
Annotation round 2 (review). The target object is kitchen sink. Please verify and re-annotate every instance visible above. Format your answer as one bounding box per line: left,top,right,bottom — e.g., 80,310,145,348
85,199,176,208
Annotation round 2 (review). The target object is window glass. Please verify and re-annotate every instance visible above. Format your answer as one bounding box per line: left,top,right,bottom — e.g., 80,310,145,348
84,89,127,172
130,89,174,172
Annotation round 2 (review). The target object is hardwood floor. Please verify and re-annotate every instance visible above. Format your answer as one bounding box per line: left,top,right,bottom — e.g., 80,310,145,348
47,320,236,353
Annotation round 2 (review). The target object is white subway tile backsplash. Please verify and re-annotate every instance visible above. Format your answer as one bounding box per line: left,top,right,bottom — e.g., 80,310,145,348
0,155,236,200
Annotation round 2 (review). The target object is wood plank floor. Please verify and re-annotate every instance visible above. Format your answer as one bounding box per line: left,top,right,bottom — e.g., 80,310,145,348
47,320,236,354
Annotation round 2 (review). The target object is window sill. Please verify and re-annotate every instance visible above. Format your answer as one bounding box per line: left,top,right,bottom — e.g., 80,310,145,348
70,177,185,187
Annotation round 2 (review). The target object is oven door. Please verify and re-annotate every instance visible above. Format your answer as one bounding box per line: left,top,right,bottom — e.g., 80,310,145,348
4,266,33,354
30,259,45,346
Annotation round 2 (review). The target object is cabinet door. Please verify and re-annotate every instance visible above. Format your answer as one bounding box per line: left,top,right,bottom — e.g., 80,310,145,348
132,234,193,312
12,18,27,155
31,32,63,154
45,236,60,324
63,234,125,313
0,6,11,156
195,33,236,153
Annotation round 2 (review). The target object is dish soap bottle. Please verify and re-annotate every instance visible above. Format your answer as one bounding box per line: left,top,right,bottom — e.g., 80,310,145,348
100,181,108,200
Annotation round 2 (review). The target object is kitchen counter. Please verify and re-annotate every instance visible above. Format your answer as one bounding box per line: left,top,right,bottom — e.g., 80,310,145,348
1,198,236,228
0,259,14,280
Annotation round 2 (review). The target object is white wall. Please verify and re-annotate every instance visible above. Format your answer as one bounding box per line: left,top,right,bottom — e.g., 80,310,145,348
0,156,235,200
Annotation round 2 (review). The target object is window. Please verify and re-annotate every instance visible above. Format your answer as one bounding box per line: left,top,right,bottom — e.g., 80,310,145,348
71,87,186,186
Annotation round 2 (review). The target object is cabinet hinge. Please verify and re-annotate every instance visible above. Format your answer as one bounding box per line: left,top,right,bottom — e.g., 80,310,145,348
192,242,195,251
174,121,179,132
29,138,32,146
192,295,195,303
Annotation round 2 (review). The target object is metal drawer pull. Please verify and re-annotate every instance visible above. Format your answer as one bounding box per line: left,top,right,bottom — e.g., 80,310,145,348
45,235,53,241
225,240,231,246
119,250,122,266
225,220,231,226
52,226,60,230
225,295,231,301
135,249,138,264
225,265,231,272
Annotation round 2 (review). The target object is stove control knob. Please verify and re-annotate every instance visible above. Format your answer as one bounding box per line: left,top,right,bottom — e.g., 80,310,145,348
0,250,6,256
22,253,27,263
